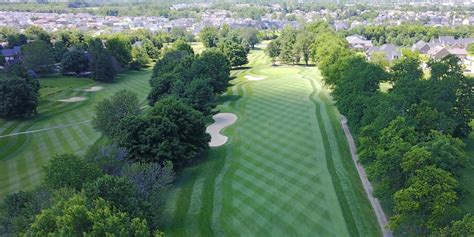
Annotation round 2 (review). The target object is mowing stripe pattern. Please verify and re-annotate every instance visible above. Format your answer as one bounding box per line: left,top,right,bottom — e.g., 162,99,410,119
0,70,152,198
160,46,381,237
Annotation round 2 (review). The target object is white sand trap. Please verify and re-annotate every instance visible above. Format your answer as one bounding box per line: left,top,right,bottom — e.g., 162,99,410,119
206,113,238,147
84,86,103,92
58,97,87,103
245,75,266,81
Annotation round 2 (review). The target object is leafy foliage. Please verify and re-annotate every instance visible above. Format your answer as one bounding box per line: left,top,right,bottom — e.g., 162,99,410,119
92,90,141,138
43,153,102,191
61,49,89,74
0,75,39,118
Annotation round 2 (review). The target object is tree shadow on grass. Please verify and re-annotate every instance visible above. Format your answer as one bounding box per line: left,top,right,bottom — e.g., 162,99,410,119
213,94,242,105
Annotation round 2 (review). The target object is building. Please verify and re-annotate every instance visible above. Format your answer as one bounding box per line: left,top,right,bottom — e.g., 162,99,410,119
346,35,373,50
367,44,401,63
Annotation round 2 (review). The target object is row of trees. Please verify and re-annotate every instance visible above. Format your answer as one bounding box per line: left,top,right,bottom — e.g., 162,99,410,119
199,25,259,67
310,21,473,235
347,24,474,46
265,23,330,65
0,143,174,236
0,27,180,119
148,41,231,113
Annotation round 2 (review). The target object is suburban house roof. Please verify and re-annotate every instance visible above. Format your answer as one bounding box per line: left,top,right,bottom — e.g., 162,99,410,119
367,44,401,62
1,46,21,57
346,35,373,48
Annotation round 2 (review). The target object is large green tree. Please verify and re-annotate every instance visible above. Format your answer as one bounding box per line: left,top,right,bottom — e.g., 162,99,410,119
22,41,55,74
27,194,154,237
43,153,101,191
93,90,140,138
199,26,219,48
391,166,458,234
0,75,39,118
106,36,132,66
61,49,89,74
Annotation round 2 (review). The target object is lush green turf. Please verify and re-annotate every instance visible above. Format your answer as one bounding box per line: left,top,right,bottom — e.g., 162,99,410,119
159,45,381,236
0,70,152,198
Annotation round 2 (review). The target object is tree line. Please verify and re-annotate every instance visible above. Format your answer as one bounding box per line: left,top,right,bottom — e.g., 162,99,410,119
310,21,473,235
0,26,198,119
346,24,474,46
0,33,235,235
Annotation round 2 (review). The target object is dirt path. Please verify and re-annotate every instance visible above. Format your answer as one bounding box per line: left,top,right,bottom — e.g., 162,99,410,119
341,116,393,237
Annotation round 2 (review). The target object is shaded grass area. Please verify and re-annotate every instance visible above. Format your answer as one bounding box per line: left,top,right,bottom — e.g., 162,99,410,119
0,70,152,199
159,49,380,236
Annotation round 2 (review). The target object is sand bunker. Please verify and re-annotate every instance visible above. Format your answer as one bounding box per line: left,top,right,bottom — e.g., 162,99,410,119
84,86,103,92
245,75,266,81
58,97,87,103
206,113,238,147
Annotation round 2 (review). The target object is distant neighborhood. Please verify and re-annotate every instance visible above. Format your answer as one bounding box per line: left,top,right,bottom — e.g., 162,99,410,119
347,34,474,72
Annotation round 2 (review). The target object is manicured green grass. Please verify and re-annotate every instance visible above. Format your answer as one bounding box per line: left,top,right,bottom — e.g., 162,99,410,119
190,42,205,54
0,70,152,198
159,49,381,236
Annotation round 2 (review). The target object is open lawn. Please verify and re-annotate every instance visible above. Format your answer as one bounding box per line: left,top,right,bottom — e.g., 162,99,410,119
0,70,152,198
159,46,381,236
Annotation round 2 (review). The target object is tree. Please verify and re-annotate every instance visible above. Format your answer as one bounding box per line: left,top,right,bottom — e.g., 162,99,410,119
90,50,116,82
445,214,474,236
173,39,194,55
25,25,50,43
122,161,175,200
85,144,130,176
27,194,153,237
22,41,55,74
84,175,140,216
265,40,280,65
0,75,39,118
199,26,219,48
467,43,474,55
184,77,215,112
106,36,132,66
219,39,248,67
149,97,210,165
52,41,68,63
61,49,89,74
116,97,209,165
93,90,140,138
43,153,101,191
294,31,313,65
116,114,179,163
277,26,297,64
190,49,230,94
148,73,183,106
390,166,458,234
371,52,389,68
0,188,52,236
6,33,27,47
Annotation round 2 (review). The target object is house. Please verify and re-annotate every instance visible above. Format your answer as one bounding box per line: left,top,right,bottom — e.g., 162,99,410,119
333,21,348,31
1,46,21,65
367,44,401,63
346,35,373,50
448,47,468,59
427,45,451,60
412,40,431,54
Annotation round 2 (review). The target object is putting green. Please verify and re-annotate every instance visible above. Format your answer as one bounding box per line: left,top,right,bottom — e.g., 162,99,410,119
160,47,381,236
0,70,152,198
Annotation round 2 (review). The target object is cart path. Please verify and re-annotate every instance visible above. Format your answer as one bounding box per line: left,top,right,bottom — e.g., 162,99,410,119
341,116,393,237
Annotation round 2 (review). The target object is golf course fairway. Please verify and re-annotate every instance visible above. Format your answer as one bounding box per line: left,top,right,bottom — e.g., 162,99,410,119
0,70,152,198
159,45,381,236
